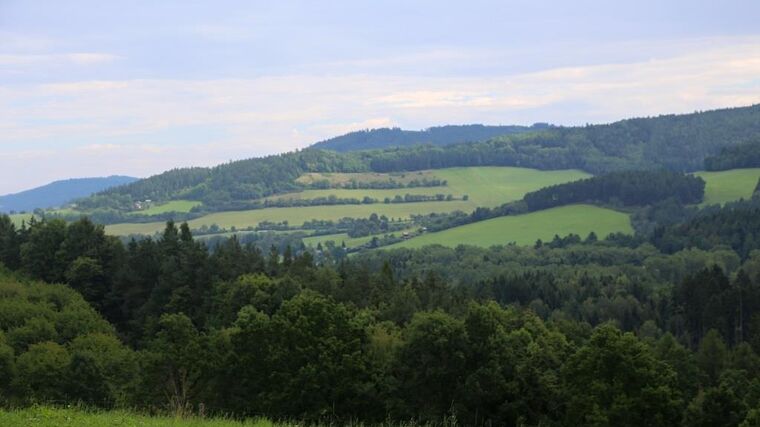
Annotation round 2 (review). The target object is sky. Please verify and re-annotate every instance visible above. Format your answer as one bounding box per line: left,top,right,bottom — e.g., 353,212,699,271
1,1,760,194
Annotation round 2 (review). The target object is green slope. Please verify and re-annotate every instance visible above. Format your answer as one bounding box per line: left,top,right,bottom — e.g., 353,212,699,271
271,167,588,208
387,204,633,249
106,167,588,235
695,168,760,206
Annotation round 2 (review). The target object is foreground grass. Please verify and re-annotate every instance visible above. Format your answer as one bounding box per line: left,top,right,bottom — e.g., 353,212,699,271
106,167,589,235
695,168,760,206
387,204,633,249
0,406,280,427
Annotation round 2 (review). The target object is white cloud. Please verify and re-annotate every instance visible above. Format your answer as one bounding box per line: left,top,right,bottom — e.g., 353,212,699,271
0,52,120,66
1,36,760,193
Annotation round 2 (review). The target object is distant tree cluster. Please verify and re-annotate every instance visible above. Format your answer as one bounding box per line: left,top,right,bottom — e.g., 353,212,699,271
311,124,538,151
306,177,447,190
704,138,760,170
522,170,705,211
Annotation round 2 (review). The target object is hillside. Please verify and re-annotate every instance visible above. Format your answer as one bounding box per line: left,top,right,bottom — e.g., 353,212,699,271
387,204,633,248
310,124,545,151
71,104,760,219
0,176,137,213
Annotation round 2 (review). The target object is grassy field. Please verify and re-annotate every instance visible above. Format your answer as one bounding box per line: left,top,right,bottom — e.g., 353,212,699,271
275,167,590,209
133,200,202,215
0,406,279,427
106,167,589,236
695,168,760,206
106,201,473,235
386,204,633,249
9,213,36,227
302,232,377,248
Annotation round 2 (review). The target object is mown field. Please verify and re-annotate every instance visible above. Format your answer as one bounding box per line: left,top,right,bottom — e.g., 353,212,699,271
106,167,589,235
0,406,280,427
272,167,590,208
695,168,760,206
387,204,633,249
132,200,202,215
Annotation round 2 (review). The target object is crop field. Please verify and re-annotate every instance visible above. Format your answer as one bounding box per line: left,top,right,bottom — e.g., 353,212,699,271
695,168,760,206
386,204,633,249
0,406,281,427
105,167,590,235
132,200,202,215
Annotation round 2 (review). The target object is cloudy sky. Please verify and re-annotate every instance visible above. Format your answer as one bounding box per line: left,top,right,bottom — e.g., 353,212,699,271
1,0,759,194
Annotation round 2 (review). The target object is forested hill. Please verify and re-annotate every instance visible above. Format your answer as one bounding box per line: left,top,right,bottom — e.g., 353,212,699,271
704,137,760,171
0,175,137,213
310,124,546,151
76,104,760,212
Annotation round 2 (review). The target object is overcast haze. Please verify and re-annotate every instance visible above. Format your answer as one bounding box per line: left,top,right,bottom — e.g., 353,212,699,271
1,0,759,194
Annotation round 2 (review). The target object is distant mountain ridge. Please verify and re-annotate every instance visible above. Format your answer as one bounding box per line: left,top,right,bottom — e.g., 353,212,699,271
69,104,760,219
0,176,138,213
311,124,549,151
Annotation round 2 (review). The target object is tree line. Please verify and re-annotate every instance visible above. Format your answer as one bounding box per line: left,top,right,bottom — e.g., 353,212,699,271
3,210,760,424
66,105,760,219
704,138,760,170
522,170,705,211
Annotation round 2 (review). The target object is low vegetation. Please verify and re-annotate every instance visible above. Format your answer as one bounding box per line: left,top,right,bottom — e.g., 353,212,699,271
389,204,632,248
695,168,760,206
0,406,281,427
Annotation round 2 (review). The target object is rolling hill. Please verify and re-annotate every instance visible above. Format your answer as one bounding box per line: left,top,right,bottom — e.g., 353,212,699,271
387,204,633,249
310,124,547,151
73,104,760,219
0,175,137,213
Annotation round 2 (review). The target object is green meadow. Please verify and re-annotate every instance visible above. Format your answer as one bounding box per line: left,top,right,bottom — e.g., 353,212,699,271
106,167,589,235
132,200,202,215
695,168,760,206
106,200,472,235
387,204,633,249
8,213,36,227
272,167,590,208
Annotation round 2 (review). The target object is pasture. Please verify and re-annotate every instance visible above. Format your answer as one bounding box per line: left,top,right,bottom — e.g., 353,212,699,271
106,200,473,235
695,168,760,206
275,167,590,209
133,200,202,215
386,204,633,249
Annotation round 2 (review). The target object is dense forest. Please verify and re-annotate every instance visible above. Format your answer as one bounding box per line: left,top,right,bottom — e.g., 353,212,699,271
366,105,760,174
522,170,705,211
310,124,544,151
69,104,760,218
705,138,760,171
3,191,760,425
